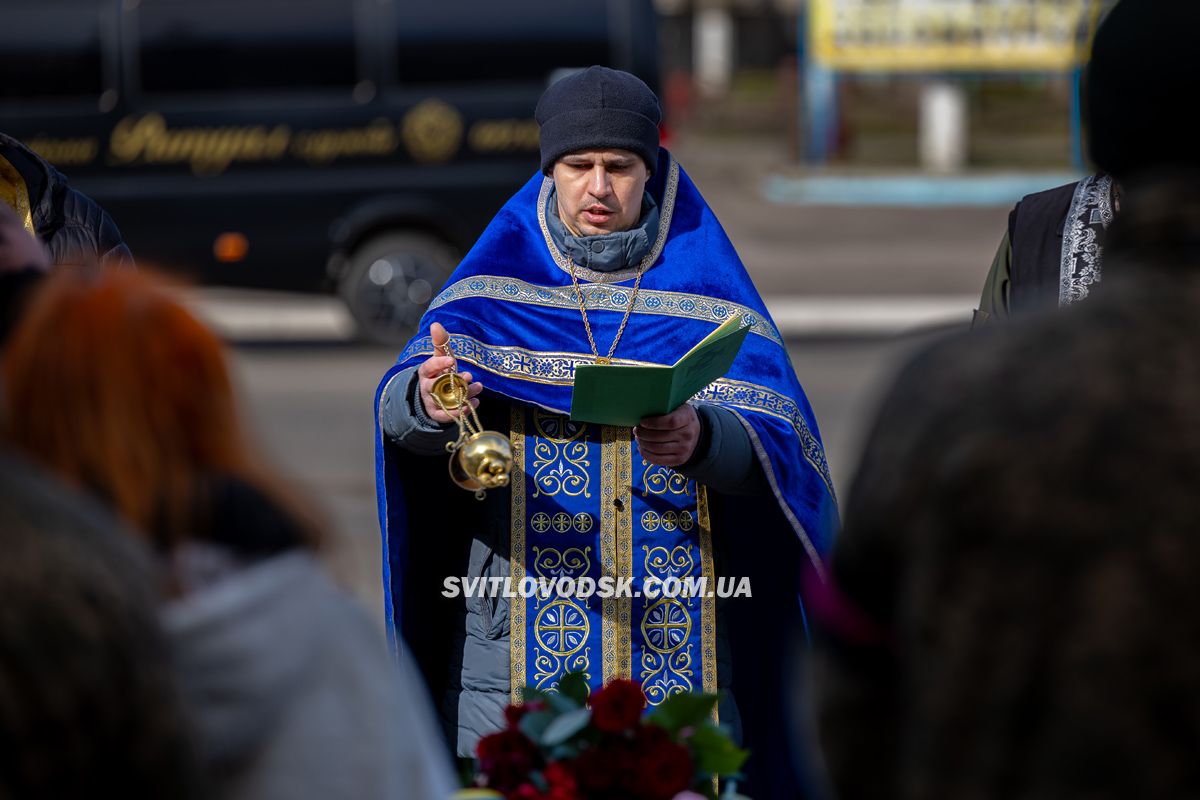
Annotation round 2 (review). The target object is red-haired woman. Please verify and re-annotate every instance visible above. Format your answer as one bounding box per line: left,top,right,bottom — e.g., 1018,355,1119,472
3,270,455,800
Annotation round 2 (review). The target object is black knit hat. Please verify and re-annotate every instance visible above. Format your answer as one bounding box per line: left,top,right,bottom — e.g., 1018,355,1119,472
1087,0,1200,181
535,66,661,175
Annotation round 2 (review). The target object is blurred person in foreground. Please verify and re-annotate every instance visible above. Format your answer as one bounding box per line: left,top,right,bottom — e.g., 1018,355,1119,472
817,191,1200,798
0,452,197,799
973,0,1197,323
3,270,456,800
376,66,837,797
1,131,133,271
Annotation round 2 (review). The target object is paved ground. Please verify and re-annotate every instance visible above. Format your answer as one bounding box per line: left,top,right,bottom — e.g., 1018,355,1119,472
668,132,1011,298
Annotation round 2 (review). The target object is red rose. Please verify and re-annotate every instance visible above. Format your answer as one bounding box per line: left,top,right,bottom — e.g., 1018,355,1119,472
477,728,541,793
508,784,543,800
633,725,669,748
543,762,581,800
503,763,579,800
573,741,635,794
589,679,646,733
631,727,694,800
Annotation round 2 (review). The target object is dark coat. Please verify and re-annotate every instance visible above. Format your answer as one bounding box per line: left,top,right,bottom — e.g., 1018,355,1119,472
1,132,133,270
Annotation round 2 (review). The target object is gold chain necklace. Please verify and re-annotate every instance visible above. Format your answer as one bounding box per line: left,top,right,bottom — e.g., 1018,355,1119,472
568,258,647,364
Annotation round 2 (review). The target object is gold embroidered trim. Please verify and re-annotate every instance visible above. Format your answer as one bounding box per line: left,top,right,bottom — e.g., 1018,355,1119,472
509,406,528,703
697,486,719,723
427,275,783,346
692,385,834,499
600,425,619,683
614,428,634,679
397,335,834,498
728,409,829,580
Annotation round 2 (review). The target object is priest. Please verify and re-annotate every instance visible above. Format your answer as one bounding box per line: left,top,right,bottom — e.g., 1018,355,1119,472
375,66,838,797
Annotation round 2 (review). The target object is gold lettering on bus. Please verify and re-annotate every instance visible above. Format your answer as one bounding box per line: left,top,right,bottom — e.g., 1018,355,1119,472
102,112,540,172
291,119,398,165
468,119,540,153
401,100,463,164
26,137,100,167
109,114,292,175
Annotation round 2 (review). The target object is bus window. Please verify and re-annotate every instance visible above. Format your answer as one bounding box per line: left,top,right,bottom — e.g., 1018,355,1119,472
0,2,104,103
134,0,357,95
395,0,612,87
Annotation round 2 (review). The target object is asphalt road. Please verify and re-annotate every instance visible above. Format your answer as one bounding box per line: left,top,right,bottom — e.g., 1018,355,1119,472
668,133,1011,297
230,330,948,616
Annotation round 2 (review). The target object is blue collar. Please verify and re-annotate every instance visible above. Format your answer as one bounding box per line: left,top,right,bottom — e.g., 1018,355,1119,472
545,187,661,273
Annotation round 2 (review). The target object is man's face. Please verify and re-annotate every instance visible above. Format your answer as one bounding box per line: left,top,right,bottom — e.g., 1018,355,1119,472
552,148,649,237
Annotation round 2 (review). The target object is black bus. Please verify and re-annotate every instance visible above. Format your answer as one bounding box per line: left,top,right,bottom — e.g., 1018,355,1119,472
0,0,658,342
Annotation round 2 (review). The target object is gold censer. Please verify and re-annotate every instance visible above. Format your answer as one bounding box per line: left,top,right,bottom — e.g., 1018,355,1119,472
430,344,513,499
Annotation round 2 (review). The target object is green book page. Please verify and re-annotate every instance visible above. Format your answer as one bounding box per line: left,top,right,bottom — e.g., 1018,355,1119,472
569,316,750,426
668,317,751,408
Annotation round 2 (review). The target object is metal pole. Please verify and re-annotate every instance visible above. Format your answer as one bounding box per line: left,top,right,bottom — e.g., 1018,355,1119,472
804,62,837,165
802,0,837,165
1069,66,1085,171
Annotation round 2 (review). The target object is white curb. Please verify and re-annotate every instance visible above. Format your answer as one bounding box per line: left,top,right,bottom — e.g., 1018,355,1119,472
178,289,976,342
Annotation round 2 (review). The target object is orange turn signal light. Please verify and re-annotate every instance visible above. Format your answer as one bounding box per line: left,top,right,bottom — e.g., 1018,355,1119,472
213,232,249,263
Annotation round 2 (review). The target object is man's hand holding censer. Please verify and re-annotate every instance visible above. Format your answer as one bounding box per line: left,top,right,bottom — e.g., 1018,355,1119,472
418,322,513,498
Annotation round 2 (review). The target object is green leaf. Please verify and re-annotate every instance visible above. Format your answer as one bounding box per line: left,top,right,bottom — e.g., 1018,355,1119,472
557,671,590,707
520,686,551,705
540,707,592,746
546,693,581,714
688,725,749,776
520,684,577,714
517,710,555,743
546,742,582,762
647,691,718,734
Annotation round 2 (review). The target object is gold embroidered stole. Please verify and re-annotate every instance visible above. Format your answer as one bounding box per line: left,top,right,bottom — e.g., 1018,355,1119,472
510,407,717,711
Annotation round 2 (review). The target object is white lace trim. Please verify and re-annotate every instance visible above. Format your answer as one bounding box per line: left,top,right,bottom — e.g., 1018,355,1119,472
1059,173,1114,307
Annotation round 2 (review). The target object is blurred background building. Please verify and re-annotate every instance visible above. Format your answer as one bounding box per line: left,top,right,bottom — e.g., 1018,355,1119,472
1,0,1117,338
657,0,1116,170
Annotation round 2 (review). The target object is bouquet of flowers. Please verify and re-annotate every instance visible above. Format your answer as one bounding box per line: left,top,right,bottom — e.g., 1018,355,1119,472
467,672,749,800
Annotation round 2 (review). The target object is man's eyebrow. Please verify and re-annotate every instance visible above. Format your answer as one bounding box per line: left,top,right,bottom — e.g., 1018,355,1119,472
561,155,636,167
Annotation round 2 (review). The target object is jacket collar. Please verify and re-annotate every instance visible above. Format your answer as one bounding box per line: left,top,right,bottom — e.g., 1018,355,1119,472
544,186,660,273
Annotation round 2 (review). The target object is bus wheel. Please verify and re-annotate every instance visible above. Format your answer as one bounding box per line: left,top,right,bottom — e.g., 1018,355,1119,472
339,232,458,345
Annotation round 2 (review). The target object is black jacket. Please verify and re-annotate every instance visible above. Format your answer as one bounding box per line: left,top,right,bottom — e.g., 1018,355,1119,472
1,132,133,270
1005,180,1079,314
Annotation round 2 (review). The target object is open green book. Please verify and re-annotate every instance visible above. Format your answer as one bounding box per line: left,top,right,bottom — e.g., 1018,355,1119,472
569,315,751,426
